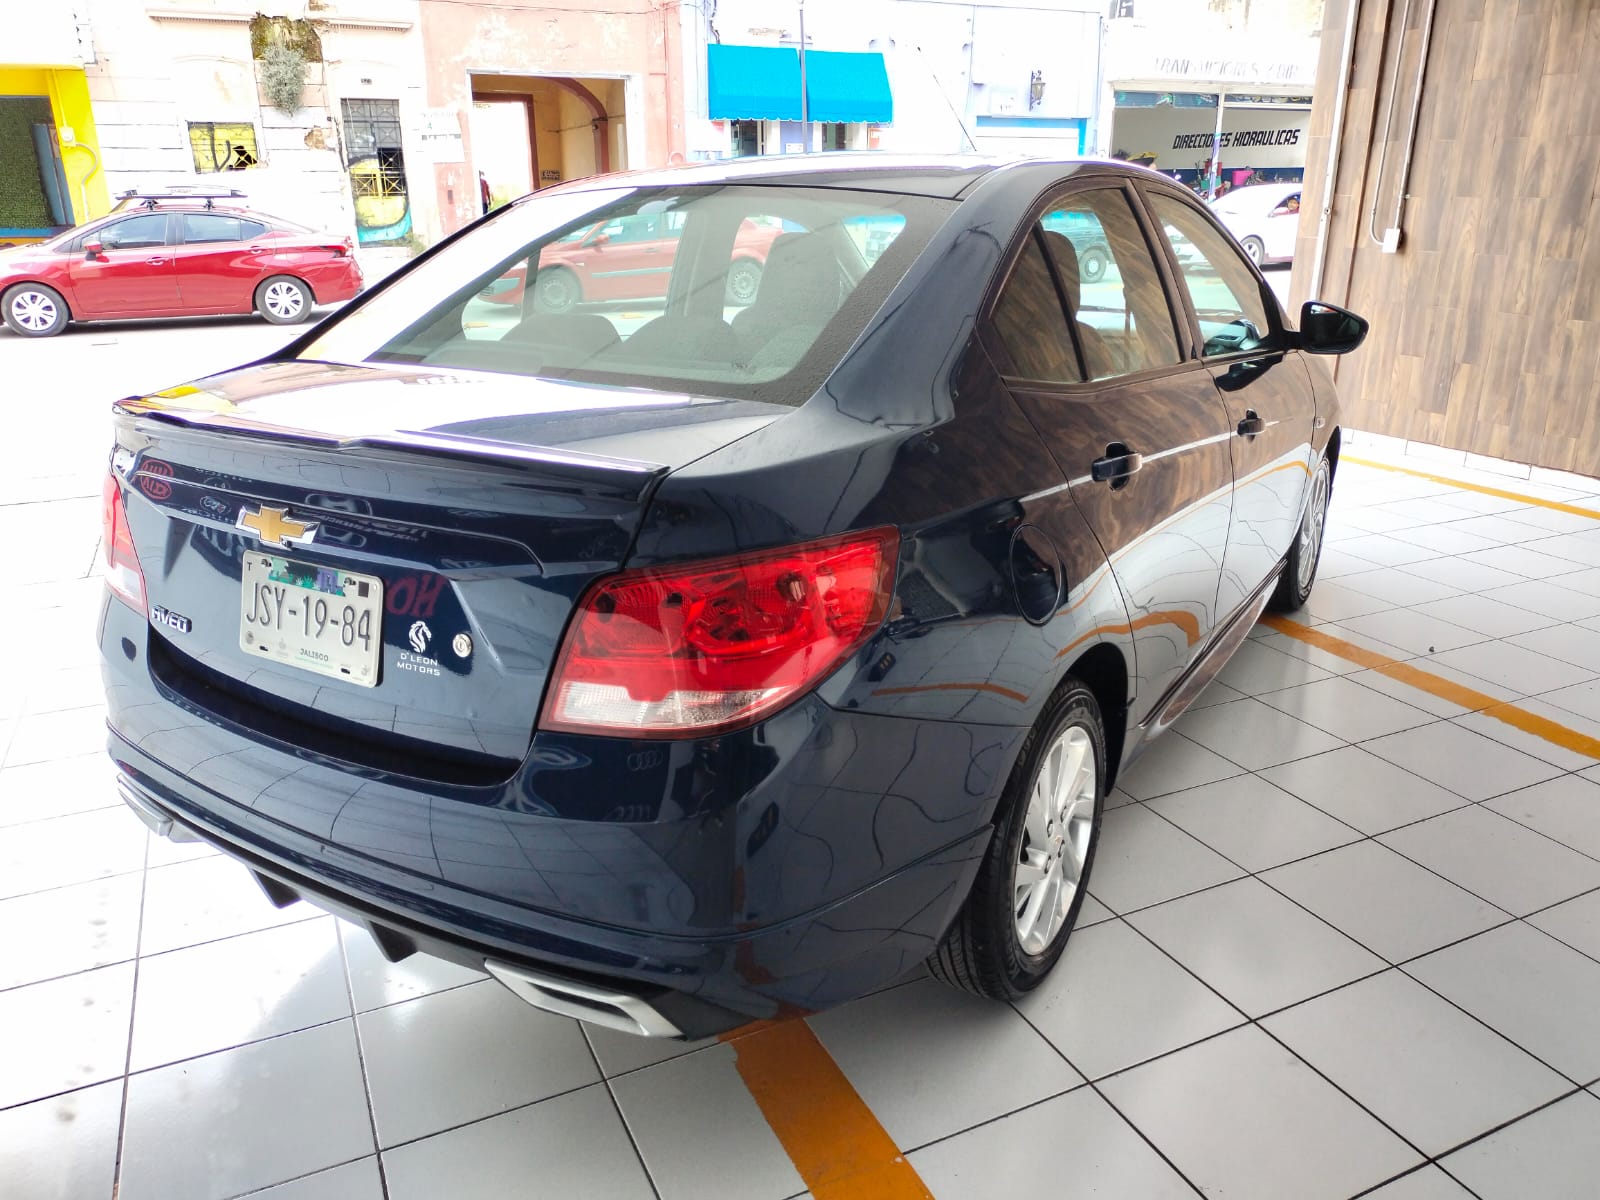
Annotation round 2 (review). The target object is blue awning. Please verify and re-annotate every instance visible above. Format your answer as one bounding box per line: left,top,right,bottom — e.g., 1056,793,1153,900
708,44,802,121
804,51,893,124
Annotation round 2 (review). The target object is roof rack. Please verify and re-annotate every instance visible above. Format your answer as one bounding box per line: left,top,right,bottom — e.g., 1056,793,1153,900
113,186,249,211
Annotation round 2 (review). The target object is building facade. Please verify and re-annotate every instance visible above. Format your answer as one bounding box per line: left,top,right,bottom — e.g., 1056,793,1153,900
1099,1,1322,193
684,0,1106,162
418,0,685,238
1,5,106,241
63,1,432,246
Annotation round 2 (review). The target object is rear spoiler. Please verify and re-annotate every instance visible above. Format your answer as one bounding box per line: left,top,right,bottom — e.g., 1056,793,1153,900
112,397,668,498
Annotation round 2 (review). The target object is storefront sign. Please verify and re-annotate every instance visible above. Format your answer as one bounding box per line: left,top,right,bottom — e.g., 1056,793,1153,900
1172,129,1301,150
1148,56,1313,87
1105,21,1318,94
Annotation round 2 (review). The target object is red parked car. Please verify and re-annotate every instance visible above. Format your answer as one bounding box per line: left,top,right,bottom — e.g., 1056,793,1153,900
0,188,363,337
480,211,785,312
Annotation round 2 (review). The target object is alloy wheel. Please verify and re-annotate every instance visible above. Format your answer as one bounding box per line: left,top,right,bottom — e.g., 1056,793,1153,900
263,281,305,320
1012,724,1096,955
10,290,58,332
1297,460,1330,593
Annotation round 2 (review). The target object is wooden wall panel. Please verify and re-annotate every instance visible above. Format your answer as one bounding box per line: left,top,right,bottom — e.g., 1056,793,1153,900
1294,0,1600,473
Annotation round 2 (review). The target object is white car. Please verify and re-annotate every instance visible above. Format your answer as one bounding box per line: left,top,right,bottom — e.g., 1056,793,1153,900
1209,183,1302,267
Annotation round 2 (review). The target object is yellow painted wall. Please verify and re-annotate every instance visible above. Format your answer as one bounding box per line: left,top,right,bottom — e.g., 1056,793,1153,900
0,66,109,225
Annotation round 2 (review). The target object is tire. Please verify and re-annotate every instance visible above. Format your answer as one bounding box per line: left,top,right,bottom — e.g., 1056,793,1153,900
1241,235,1266,267
1080,247,1109,284
928,679,1106,1000
256,275,314,325
2,283,69,337
534,268,580,314
1269,453,1332,612
725,259,762,306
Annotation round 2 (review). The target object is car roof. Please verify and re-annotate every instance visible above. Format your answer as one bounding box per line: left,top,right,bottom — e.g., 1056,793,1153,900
530,152,1177,201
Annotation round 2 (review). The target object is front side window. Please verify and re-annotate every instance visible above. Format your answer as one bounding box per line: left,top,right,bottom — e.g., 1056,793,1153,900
301,184,948,404
1148,193,1277,358
100,214,169,250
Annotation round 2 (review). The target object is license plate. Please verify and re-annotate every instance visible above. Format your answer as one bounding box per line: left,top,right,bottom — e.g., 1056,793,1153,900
239,554,383,687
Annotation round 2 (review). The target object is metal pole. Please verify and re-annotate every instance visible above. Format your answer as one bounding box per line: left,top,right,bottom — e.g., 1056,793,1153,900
1209,90,1226,200
798,1,809,152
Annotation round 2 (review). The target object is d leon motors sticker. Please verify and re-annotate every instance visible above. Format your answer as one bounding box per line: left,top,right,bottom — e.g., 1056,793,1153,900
398,620,441,677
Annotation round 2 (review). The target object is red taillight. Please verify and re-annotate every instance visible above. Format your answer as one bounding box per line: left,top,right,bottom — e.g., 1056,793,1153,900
102,473,146,610
541,529,900,737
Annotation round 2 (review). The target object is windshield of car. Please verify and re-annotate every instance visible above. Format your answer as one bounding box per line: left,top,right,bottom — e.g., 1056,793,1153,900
300,184,949,405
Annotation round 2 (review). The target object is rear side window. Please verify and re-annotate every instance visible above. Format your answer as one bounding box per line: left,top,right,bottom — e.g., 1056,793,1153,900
309,184,949,405
992,234,1082,383
182,214,243,244
1148,193,1277,358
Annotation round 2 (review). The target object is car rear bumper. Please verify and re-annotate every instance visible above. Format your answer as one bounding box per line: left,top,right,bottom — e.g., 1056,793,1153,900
101,597,1017,1034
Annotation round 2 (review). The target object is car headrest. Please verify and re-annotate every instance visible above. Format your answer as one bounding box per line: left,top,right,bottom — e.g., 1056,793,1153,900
750,232,840,321
1039,230,1082,313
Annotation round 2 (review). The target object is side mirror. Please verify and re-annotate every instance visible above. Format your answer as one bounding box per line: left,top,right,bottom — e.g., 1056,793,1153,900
1299,301,1369,355
84,240,104,260
589,231,610,248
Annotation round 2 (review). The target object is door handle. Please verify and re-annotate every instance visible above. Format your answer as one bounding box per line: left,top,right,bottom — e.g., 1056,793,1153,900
145,257,167,266
247,246,266,254
1236,411,1267,438
1091,443,1143,488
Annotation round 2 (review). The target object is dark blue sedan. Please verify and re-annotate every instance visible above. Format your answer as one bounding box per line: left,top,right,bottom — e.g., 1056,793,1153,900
100,155,1367,1038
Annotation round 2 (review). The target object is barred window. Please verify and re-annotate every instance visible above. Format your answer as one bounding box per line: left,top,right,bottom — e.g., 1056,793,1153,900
342,99,407,198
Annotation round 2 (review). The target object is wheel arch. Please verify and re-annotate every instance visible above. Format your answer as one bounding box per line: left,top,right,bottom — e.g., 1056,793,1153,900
255,272,315,304
1052,642,1130,793
3,278,74,317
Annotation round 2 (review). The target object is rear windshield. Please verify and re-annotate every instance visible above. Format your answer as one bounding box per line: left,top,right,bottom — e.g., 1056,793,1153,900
300,184,954,405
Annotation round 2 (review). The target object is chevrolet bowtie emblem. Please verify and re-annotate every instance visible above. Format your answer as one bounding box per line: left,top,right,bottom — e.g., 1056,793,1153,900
236,504,319,549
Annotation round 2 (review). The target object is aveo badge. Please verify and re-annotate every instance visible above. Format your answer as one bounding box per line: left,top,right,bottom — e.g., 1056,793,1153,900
150,604,191,634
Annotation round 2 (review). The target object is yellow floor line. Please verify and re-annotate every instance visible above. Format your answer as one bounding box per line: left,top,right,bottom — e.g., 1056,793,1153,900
1262,616,1600,760
1343,455,1600,521
722,1019,933,1199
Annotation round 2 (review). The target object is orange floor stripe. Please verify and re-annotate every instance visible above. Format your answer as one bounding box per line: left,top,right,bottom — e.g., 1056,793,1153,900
1262,616,1600,760
723,1019,933,1200
1342,455,1600,521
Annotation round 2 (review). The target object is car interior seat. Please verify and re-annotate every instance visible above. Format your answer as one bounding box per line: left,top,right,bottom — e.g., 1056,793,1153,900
1039,230,1118,381
730,232,843,362
506,312,621,366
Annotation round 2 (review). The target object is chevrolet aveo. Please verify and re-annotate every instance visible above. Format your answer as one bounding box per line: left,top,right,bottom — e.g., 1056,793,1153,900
101,156,1367,1038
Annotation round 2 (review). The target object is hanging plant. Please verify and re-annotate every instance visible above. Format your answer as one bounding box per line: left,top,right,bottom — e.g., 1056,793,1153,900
261,45,308,115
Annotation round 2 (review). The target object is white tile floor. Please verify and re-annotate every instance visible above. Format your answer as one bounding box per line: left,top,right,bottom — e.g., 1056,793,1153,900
8,448,1600,1198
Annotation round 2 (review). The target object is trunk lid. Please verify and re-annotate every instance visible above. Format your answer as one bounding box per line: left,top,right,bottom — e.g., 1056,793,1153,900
114,360,784,780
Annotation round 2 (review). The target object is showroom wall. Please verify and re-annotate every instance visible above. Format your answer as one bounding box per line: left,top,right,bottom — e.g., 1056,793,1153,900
1294,0,1600,474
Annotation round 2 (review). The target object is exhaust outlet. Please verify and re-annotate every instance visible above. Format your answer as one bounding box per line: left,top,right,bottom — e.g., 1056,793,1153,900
484,960,684,1039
